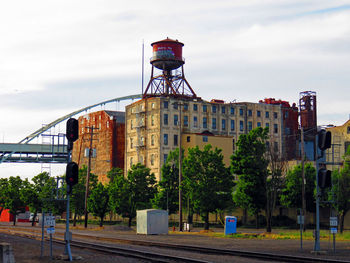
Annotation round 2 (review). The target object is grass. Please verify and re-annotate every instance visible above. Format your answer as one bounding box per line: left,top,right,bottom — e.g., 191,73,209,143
195,229,350,241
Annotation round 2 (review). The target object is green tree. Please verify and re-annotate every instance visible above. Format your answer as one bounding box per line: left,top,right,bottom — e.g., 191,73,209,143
70,166,98,226
332,147,350,233
88,182,110,227
183,145,234,230
152,149,180,215
231,127,269,229
109,163,157,227
0,178,9,217
21,172,57,225
280,163,316,214
3,176,26,225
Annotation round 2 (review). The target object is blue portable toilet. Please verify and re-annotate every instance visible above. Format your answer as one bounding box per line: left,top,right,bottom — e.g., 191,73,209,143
224,216,237,235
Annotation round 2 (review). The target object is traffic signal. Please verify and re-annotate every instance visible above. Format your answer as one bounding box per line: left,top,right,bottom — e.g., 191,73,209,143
318,168,331,189
66,162,79,193
66,118,79,143
318,129,331,151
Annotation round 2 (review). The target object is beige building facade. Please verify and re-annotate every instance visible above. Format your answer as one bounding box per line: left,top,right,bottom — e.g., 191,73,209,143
125,97,284,181
326,119,350,169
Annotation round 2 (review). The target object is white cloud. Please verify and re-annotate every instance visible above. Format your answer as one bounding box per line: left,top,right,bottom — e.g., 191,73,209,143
1,0,350,179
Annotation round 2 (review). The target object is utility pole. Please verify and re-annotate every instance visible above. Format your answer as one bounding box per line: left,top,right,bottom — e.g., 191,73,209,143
84,126,98,229
178,101,183,232
300,127,307,230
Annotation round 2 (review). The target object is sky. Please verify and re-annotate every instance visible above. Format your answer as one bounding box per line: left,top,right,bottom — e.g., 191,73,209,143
1,0,350,179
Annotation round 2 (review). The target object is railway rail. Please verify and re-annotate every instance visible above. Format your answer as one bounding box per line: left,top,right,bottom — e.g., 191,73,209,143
1,226,349,263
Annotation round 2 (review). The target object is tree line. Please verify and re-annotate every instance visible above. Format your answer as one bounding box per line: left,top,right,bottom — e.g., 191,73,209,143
1,127,349,232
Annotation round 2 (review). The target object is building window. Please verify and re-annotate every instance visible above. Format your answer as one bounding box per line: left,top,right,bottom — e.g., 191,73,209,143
274,142,278,152
212,105,216,113
222,119,226,131
285,111,289,118
257,110,261,117
203,117,207,129
265,111,270,118
150,154,155,166
130,157,133,167
140,136,144,146
163,101,168,109
130,138,133,149
203,136,208,142
163,154,168,164
174,134,178,146
203,105,207,112
240,120,244,131
347,127,350,134
212,118,217,129
139,155,144,165
257,122,261,127
232,138,235,151
174,114,178,125
266,123,270,131
152,103,155,109
274,123,278,133
184,115,188,127
187,136,191,142
173,103,178,110
184,103,188,110
164,134,168,145
193,104,198,111
285,127,290,135
230,120,235,131
266,141,270,150
193,116,198,127
222,106,226,114
230,107,235,115
248,110,252,117
106,122,109,128
274,112,278,119
248,121,253,131
162,114,168,126
130,120,133,129
239,108,244,116
151,134,155,146
151,115,155,126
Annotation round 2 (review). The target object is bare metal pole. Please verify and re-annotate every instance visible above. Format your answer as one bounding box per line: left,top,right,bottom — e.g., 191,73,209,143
301,127,307,230
142,40,144,95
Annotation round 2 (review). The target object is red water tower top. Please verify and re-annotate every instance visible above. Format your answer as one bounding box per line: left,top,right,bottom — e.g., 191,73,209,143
150,38,184,71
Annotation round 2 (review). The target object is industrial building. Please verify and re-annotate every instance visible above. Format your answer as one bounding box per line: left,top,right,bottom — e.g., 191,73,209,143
71,110,125,184
125,38,302,180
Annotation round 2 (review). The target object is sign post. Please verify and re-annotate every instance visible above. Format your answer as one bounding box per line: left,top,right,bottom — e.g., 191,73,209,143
330,216,337,253
297,209,304,250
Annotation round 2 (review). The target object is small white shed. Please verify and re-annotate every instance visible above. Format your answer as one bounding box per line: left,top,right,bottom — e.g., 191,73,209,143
136,209,168,235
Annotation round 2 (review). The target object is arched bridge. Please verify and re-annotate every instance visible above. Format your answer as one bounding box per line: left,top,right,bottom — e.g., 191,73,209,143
0,94,142,164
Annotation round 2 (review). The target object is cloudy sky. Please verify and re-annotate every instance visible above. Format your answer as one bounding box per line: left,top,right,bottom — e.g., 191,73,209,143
1,0,350,179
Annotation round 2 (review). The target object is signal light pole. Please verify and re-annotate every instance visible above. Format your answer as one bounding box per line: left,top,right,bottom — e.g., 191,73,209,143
65,117,79,261
314,129,332,252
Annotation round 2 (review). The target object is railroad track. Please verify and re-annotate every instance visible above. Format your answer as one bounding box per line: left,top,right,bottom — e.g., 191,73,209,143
0,226,349,263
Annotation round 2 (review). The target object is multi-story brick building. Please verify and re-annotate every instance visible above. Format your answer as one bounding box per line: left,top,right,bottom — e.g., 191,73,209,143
125,97,297,181
72,110,125,184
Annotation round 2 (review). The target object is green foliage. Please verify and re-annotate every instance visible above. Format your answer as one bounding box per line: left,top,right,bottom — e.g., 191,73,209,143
183,145,234,230
152,149,180,215
70,166,98,218
231,127,269,216
331,147,350,233
88,182,110,227
2,176,26,225
20,172,57,223
280,163,316,212
108,164,157,226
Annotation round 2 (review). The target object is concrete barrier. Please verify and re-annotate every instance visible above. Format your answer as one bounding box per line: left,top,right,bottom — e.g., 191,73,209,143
0,243,15,263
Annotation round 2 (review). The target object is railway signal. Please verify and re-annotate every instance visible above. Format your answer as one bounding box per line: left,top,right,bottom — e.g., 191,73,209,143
318,168,332,189
318,129,331,151
66,161,79,194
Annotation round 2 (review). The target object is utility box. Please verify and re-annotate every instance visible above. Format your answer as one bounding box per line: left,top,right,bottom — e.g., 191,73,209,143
136,209,168,235
224,216,237,235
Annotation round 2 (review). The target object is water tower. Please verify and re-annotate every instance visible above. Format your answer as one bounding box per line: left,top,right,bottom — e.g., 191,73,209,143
143,38,197,99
